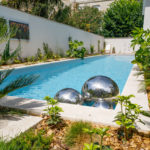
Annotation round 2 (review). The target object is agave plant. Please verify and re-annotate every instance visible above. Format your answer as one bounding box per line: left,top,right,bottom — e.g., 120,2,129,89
0,40,21,65
0,69,39,99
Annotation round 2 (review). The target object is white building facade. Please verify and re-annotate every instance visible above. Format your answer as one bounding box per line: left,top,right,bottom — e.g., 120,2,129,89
62,0,114,12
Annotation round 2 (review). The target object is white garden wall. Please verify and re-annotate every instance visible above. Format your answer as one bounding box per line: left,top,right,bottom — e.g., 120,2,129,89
104,38,134,54
0,6,104,57
143,6,150,30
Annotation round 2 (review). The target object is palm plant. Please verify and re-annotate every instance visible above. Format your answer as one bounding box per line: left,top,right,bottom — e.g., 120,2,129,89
0,40,21,65
0,18,17,44
0,69,39,99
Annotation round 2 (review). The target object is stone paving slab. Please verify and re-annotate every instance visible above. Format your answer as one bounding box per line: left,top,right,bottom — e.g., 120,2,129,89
0,114,42,141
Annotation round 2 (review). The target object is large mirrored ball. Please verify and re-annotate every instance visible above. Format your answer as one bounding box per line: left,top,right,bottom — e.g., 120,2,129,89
82,76,119,99
54,88,82,104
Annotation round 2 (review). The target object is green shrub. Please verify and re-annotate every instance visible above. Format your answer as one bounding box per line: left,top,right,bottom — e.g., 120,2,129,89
0,129,53,150
43,43,54,59
65,121,92,146
36,48,43,61
83,127,110,150
44,96,63,126
67,38,87,59
101,0,143,37
114,95,145,140
90,45,94,54
66,6,103,35
131,28,150,70
98,40,101,53
112,47,115,54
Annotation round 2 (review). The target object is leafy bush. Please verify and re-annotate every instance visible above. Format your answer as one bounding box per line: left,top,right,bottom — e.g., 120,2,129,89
66,6,103,34
83,127,111,150
1,0,63,19
83,143,100,150
90,45,94,54
131,28,150,70
101,0,143,37
53,5,71,23
44,96,63,126
67,38,87,59
0,129,52,150
65,121,92,146
114,95,145,140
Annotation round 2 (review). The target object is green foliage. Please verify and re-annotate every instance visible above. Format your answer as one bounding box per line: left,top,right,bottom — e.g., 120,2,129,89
131,28,150,70
114,95,145,140
83,127,110,150
0,69,39,99
90,45,94,54
0,17,17,44
67,38,87,59
98,40,101,53
43,43,54,59
65,121,92,146
83,143,100,150
44,96,63,125
66,6,103,34
53,5,71,23
101,0,143,37
36,48,43,61
0,40,21,65
112,47,115,54
0,129,53,150
1,0,63,19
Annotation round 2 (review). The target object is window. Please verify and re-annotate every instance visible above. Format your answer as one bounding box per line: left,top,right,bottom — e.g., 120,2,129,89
93,5,101,11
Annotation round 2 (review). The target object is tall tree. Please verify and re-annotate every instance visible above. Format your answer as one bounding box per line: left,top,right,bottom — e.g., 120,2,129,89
101,0,143,37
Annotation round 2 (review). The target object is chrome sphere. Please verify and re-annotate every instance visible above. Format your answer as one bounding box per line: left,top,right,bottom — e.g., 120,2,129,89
54,88,82,104
83,99,116,109
82,76,119,100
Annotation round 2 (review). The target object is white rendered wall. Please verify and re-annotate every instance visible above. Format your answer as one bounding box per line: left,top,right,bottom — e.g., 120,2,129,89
105,38,135,54
143,0,150,14
78,0,114,12
0,6,104,58
143,7,150,30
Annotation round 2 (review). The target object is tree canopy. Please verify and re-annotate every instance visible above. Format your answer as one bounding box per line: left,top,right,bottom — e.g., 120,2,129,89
101,0,143,37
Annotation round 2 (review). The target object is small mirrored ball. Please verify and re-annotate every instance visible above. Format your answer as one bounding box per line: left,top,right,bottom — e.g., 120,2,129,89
54,88,82,104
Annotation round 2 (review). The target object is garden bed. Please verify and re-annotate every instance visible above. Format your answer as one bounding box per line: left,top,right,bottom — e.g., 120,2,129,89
0,53,102,70
20,116,150,150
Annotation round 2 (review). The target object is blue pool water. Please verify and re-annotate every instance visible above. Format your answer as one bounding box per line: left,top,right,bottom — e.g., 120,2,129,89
5,55,133,100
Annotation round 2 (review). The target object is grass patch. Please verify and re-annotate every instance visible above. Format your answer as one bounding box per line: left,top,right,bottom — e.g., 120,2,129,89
64,121,92,146
0,129,53,150
0,106,25,116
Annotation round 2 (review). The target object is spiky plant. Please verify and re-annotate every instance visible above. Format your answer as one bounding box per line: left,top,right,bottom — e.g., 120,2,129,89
0,17,16,44
0,69,39,99
0,40,21,65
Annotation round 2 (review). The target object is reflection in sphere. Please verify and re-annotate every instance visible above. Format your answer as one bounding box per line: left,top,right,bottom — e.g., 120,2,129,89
83,99,116,109
54,88,82,104
82,75,119,100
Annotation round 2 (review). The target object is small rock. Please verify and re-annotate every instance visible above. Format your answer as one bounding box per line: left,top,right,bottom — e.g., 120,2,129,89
144,140,150,144
47,129,53,136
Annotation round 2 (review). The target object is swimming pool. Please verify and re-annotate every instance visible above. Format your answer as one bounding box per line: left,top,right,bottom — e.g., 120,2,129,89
6,55,133,100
